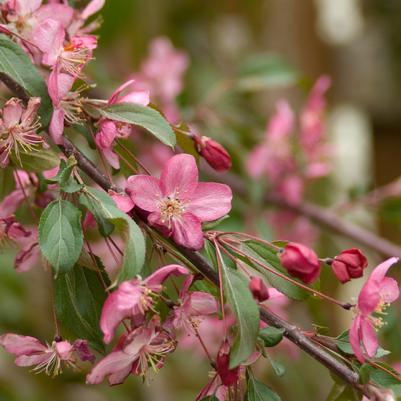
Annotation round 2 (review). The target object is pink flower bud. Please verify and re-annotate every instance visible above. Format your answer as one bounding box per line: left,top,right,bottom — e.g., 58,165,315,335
249,276,270,302
280,242,321,284
194,135,232,172
331,248,368,283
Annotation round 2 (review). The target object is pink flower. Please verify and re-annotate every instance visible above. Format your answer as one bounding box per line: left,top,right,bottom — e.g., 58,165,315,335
331,248,368,284
47,70,80,144
100,264,189,344
0,334,75,376
95,80,150,169
280,242,321,284
87,317,176,385
127,154,232,249
108,189,135,213
170,276,218,332
350,257,399,362
0,97,42,167
132,37,188,123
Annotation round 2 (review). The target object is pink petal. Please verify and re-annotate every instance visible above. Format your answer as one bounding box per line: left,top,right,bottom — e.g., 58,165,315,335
171,212,203,249
144,264,189,287
49,108,65,144
267,100,294,141
96,120,118,148
55,341,73,360
160,154,198,200
0,334,47,356
119,90,150,106
15,0,41,15
0,189,25,218
187,182,232,222
126,175,162,212
81,0,105,20
15,353,50,367
35,4,74,28
48,70,75,105
100,280,142,344
109,190,135,213
86,350,136,385
246,144,270,178
32,18,64,66
360,317,379,358
349,315,365,363
102,148,120,170
2,99,23,127
380,277,400,304
109,80,136,104
188,292,218,315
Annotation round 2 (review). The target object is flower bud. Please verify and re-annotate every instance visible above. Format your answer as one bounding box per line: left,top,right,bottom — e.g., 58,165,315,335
280,242,321,284
331,248,368,283
249,276,270,302
194,135,232,172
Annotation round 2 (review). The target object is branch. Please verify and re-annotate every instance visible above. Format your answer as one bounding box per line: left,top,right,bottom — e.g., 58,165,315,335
208,170,401,259
59,137,362,391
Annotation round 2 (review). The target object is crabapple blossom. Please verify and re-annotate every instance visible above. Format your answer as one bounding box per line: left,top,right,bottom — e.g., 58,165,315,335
331,248,368,283
127,154,232,249
350,257,399,362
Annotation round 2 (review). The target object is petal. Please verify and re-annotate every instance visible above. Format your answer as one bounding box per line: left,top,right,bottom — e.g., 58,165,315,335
380,277,400,304
0,189,25,218
0,334,47,356
100,281,142,344
144,264,189,288
102,148,120,170
187,292,218,316
96,120,117,148
160,154,198,199
35,4,74,27
2,99,23,127
187,182,232,222
49,108,65,145
109,190,135,213
109,80,136,104
86,350,136,385
360,318,379,358
48,70,75,105
81,0,105,20
119,90,150,106
349,315,365,363
126,175,162,212
15,0,41,15
171,213,203,250
246,145,270,178
15,353,50,367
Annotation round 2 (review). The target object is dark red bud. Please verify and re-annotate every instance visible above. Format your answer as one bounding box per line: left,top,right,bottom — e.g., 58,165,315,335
280,242,321,284
194,135,232,172
249,276,270,302
331,248,368,283
216,343,240,386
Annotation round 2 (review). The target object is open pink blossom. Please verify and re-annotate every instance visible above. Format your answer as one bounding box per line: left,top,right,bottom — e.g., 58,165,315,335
100,264,189,344
95,80,150,169
87,317,176,385
170,276,218,332
350,257,399,362
0,334,75,376
127,154,232,249
0,97,42,167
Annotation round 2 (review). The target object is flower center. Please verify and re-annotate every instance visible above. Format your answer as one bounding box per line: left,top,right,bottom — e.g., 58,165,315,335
159,197,185,224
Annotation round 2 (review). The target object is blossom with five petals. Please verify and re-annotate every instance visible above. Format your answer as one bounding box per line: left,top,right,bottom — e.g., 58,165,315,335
127,154,232,250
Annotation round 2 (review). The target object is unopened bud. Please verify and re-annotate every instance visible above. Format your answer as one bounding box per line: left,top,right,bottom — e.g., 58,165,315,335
249,276,270,302
331,248,368,283
194,135,232,172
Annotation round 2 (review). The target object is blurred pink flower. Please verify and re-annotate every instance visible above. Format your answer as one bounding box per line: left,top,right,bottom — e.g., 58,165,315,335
95,79,150,169
100,264,189,344
87,317,176,385
127,154,232,249
350,257,399,362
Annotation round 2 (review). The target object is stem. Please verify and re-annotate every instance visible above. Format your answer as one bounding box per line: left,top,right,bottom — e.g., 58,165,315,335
213,240,228,337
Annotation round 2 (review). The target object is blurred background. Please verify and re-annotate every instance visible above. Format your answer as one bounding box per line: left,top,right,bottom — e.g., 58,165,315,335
2,0,401,400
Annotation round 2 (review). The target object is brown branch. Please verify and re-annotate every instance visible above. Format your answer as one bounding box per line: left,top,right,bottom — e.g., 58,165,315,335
59,137,363,392
208,170,401,259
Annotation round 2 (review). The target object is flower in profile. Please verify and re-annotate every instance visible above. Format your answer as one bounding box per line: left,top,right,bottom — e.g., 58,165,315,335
350,257,399,362
249,276,270,303
95,79,150,169
127,154,232,249
0,334,79,376
280,242,321,284
331,248,368,283
87,317,176,385
100,264,189,344
0,97,42,167
170,276,218,333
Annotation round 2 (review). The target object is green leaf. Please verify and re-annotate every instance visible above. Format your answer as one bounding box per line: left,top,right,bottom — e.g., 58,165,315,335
47,157,82,193
237,53,299,92
258,327,285,347
11,147,59,173
80,188,146,284
325,383,360,401
199,397,219,401
39,200,83,275
220,259,259,368
246,374,281,401
0,167,15,201
100,103,176,147
243,241,309,301
0,34,52,125
265,353,286,377
55,264,108,352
